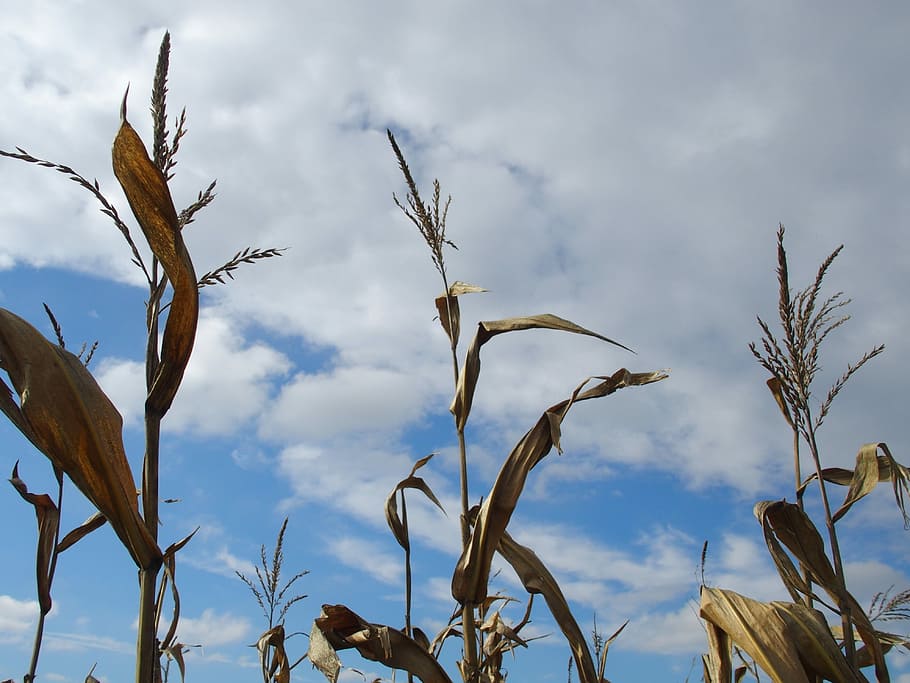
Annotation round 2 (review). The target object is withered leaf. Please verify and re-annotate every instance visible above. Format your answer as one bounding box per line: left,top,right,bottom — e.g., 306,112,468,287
450,314,633,431
452,369,667,604
313,604,453,683
112,95,198,417
497,530,597,683
385,454,445,552
57,511,107,553
435,281,486,348
755,500,887,681
9,462,58,614
0,308,160,569
700,587,866,683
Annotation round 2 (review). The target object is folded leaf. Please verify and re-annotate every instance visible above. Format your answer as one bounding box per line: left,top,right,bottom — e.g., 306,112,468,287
9,462,58,614
312,604,453,683
700,587,867,683
0,308,160,569
112,95,198,417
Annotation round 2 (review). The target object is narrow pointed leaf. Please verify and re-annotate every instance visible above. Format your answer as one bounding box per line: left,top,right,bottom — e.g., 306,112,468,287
9,462,58,614
496,530,598,683
57,511,107,553
313,604,453,683
700,587,866,683
452,369,667,604
0,308,160,569
450,315,634,431
112,98,198,417
385,455,445,552
765,377,794,428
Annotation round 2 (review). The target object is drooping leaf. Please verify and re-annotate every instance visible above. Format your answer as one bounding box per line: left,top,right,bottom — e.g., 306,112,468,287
385,454,445,552
112,94,198,417
452,369,667,604
158,528,198,654
57,511,107,553
256,624,291,683
833,443,908,525
496,530,598,683
765,377,794,428
0,308,160,569
700,587,866,683
9,462,58,614
755,500,888,680
312,604,453,683
450,315,634,431
434,281,486,347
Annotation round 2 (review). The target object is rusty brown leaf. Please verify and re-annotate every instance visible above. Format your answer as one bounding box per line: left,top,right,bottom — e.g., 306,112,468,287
452,369,667,605
112,94,198,417
700,587,867,683
312,604,453,683
9,462,58,614
0,308,160,570
450,315,634,431
56,512,107,553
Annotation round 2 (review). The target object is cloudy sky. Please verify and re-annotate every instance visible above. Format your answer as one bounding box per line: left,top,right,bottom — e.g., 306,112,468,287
1,2,908,682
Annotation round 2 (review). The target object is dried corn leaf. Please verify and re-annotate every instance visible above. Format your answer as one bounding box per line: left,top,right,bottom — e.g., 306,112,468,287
308,620,342,682
496,530,598,683
450,315,633,431
596,619,628,681
313,604,453,683
257,625,291,683
700,587,867,683
112,96,198,417
453,369,667,605
57,512,107,553
9,462,58,614
755,500,888,680
765,377,794,428
385,454,445,552
835,443,908,525
435,282,487,348
0,308,160,569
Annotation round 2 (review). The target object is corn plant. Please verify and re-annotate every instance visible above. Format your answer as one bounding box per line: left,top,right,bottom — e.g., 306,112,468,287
237,517,310,683
700,226,910,682
1,33,281,683
306,133,668,683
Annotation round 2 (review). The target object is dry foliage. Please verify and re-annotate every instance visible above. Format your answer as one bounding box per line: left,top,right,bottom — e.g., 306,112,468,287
0,32,282,683
306,132,668,683
700,227,909,683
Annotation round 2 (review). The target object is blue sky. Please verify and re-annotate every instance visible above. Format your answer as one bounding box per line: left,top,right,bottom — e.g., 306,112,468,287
1,2,909,682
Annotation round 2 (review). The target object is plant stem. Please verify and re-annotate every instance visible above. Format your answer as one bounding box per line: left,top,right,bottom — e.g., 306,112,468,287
804,420,855,666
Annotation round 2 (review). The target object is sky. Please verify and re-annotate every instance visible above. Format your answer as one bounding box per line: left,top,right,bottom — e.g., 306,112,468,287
1,2,909,682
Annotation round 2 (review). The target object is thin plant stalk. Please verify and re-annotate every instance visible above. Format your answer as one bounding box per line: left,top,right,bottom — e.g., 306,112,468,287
388,130,479,680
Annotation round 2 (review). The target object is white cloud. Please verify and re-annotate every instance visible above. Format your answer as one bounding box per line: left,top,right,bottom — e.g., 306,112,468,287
95,310,290,434
327,536,403,586
0,595,38,638
174,608,250,648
